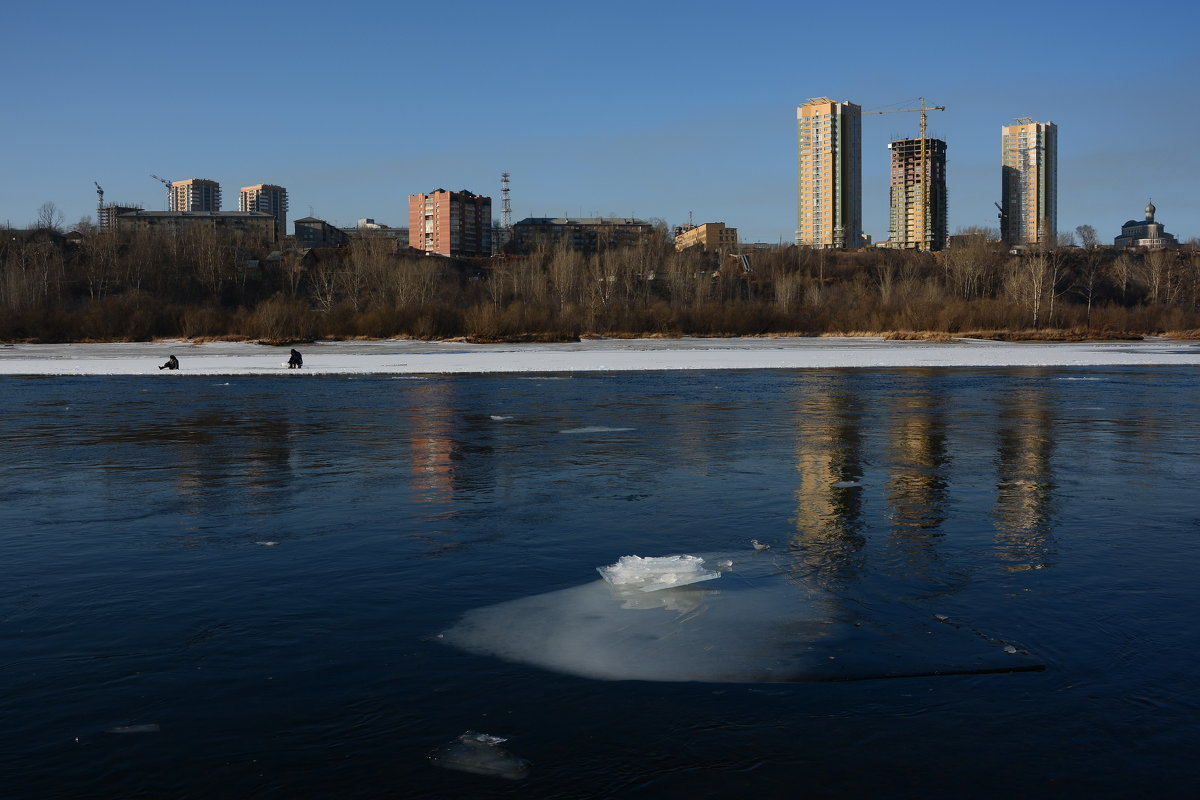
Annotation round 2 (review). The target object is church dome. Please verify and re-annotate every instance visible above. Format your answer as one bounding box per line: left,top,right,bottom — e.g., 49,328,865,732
1145,201,1156,221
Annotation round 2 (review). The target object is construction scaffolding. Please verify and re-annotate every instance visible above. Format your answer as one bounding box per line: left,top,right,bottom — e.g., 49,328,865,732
887,137,947,250
867,98,946,251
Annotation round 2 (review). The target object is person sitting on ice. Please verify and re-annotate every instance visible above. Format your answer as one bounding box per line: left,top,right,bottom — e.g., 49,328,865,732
287,349,303,369
159,354,179,371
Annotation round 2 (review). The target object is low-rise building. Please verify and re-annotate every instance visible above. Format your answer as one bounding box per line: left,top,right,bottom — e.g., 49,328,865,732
115,210,275,246
511,217,654,253
1115,202,1178,250
674,222,738,253
294,217,348,249
345,218,410,250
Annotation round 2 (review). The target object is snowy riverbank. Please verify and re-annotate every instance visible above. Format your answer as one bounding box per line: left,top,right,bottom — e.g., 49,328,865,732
2,337,1200,376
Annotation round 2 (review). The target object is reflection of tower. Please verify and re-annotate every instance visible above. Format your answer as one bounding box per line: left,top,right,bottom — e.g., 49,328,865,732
994,387,1055,570
790,379,866,584
408,381,457,505
885,389,949,534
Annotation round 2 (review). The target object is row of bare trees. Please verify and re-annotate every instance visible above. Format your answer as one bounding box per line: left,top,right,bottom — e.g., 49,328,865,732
2,222,1200,342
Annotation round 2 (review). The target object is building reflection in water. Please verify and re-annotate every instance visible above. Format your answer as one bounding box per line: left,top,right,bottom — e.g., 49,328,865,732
993,386,1055,571
406,380,459,507
884,386,950,578
789,376,867,586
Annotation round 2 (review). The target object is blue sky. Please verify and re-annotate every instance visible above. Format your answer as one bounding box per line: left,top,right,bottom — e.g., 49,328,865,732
4,0,1197,244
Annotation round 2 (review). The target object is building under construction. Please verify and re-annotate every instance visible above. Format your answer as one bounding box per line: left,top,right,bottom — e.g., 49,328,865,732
886,137,947,251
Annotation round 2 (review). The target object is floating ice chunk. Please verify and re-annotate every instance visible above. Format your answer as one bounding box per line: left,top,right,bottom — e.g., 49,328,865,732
833,480,862,489
596,555,720,593
105,724,160,734
255,541,279,547
489,415,513,421
430,731,530,780
560,426,635,434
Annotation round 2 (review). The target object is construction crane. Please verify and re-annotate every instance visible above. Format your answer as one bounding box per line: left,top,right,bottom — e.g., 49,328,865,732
94,182,105,228
151,174,173,210
866,97,945,249
995,202,1008,240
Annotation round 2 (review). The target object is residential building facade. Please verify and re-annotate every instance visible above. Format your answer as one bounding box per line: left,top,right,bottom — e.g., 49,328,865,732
169,179,222,212
294,217,348,249
239,184,288,241
510,217,654,254
408,189,492,257
674,222,738,253
886,137,947,251
1000,119,1057,246
115,210,275,246
796,97,862,248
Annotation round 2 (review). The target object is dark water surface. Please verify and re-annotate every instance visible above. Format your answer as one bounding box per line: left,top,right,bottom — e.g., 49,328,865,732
2,368,1199,798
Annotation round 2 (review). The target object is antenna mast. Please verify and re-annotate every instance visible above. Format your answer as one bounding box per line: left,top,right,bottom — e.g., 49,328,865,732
500,172,512,230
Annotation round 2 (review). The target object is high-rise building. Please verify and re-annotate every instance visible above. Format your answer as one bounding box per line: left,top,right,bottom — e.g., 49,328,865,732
796,98,862,248
887,137,947,251
239,184,288,241
169,179,221,212
1001,119,1057,246
408,189,492,257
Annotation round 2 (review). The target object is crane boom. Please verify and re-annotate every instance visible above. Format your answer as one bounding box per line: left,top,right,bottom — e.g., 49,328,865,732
151,174,174,210
865,98,946,250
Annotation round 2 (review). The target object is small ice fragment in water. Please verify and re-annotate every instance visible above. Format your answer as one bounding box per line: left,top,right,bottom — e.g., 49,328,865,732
596,555,721,593
751,539,770,551
489,415,513,421
934,614,949,622
105,724,160,734
256,541,279,547
430,731,530,780
833,480,862,489
716,559,733,570
1003,644,1018,654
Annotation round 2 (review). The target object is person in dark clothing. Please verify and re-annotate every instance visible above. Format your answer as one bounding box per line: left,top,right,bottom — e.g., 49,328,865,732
288,349,303,369
159,355,179,371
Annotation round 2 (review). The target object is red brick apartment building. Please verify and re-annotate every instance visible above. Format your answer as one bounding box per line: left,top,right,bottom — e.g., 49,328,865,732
407,189,492,257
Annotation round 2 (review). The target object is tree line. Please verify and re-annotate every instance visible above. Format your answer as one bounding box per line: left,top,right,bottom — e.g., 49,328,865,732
2,220,1199,343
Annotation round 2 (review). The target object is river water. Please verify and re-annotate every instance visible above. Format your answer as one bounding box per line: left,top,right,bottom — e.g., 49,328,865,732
2,367,1198,798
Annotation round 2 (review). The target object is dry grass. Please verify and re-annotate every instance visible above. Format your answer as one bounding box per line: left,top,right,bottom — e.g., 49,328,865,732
954,329,1143,342
882,331,958,342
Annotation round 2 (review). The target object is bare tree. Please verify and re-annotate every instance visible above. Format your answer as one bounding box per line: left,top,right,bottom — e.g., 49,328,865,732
35,202,64,233
1075,224,1098,250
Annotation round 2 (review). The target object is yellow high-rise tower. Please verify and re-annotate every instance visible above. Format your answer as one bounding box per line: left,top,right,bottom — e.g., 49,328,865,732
1001,119,1057,245
796,98,862,249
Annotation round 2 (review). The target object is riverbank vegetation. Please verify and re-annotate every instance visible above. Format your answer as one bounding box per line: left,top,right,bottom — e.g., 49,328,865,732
3,224,1199,343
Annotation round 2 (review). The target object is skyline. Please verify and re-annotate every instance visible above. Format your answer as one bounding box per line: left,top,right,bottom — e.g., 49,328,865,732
4,0,1197,244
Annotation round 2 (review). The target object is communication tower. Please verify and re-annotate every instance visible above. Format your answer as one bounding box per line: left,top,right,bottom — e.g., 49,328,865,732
500,172,512,230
